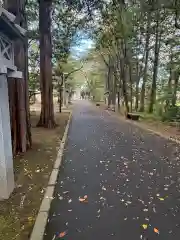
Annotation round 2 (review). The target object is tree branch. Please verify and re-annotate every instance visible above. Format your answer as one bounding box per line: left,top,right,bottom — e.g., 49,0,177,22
64,65,83,80
29,91,40,100
99,50,109,67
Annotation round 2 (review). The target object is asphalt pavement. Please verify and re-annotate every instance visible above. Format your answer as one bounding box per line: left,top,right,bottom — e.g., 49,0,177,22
44,100,180,240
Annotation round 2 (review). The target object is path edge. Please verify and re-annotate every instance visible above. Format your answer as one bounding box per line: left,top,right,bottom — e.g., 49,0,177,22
30,111,72,240
105,109,180,145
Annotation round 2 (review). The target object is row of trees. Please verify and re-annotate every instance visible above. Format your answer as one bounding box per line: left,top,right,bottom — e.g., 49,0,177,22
5,0,180,153
81,49,106,102
2,0,93,154
86,0,180,121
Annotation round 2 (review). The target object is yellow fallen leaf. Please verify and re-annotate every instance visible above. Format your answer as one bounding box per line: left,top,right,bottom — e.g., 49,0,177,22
158,197,164,201
28,216,34,222
142,224,148,230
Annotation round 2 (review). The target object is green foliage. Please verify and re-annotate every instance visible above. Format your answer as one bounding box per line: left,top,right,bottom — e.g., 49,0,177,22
52,2,89,64
25,0,180,124
54,56,83,93
161,106,180,122
26,0,92,101
82,49,106,100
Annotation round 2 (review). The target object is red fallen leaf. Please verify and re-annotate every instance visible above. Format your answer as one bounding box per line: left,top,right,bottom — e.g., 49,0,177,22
59,231,67,238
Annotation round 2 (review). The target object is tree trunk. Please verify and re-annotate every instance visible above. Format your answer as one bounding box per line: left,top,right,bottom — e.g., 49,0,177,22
112,63,117,111
107,62,111,108
135,78,139,111
117,91,120,110
129,64,133,112
135,62,142,111
139,12,151,112
118,42,129,113
122,64,129,113
165,52,173,111
4,0,32,154
148,14,161,113
59,85,62,113
172,71,179,107
37,0,56,128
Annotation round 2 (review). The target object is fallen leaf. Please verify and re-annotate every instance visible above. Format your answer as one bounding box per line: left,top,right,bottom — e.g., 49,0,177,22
154,228,160,234
63,191,69,194
79,198,88,203
158,197,164,201
142,224,148,230
59,231,67,238
79,195,88,203
28,216,34,222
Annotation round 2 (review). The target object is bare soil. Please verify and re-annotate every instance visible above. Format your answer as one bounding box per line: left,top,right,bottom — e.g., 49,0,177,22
0,111,70,240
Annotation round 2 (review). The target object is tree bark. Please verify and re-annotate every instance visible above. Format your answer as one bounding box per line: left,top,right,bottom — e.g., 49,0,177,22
148,13,161,113
106,61,111,108
135,76,140,111
165,53,173,111
111,59,117,111
118,41,129,113
37,0,56,128
129,63,133,112
172,71,179,107
4,0,32,154
112,75,116,111
117,90,120,110
58,81,63,113
139,12,151,112
59,87,62,113
119,59,129,113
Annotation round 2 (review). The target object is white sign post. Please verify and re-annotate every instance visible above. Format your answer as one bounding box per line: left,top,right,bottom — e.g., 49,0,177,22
0,7,26,199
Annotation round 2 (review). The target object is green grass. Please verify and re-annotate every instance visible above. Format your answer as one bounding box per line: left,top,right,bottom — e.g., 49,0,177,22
136,112,162,122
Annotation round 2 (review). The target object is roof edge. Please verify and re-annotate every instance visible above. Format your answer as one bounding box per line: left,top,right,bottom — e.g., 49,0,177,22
0,7,16,22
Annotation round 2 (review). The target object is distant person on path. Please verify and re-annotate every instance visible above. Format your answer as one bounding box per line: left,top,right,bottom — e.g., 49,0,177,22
81,91,85,99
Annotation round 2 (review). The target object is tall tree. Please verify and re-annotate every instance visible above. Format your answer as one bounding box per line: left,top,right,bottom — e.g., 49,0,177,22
139,11,151,112
37,0,56,128
148,10,161,113
3,0,32,154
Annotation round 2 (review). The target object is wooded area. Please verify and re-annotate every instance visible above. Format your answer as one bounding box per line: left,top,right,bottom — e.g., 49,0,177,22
1,0,91,154
85,0,180,124
2,0,180,154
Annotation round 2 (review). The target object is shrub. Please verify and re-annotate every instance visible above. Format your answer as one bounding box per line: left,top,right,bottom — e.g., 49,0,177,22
161,106,180,122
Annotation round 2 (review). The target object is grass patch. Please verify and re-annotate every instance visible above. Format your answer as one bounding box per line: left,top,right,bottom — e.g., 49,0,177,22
0,111,70,240
137,112,162,122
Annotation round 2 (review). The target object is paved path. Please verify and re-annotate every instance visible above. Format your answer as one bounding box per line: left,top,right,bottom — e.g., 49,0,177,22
44,101,180,240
